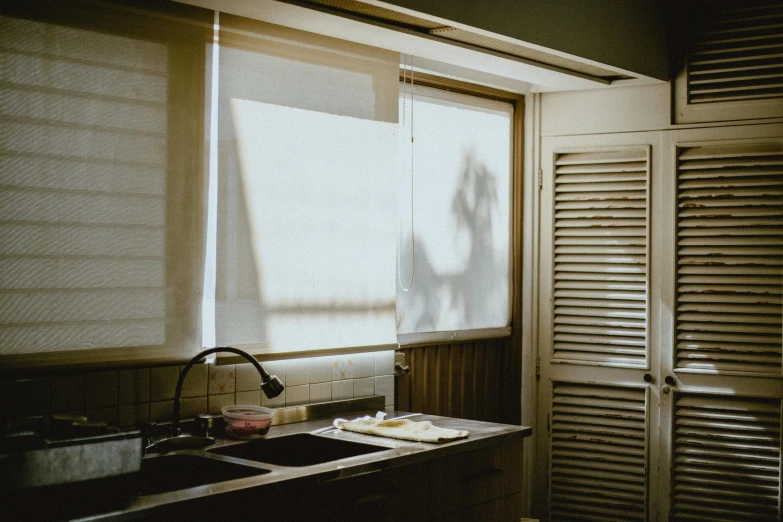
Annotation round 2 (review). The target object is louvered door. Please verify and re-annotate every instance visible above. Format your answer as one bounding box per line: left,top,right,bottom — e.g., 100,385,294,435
671,394,781,521
657,134,783,521
549,383,648,522
551,148,650,367
674,0,783,123
675,142,783,374
537,139,658,522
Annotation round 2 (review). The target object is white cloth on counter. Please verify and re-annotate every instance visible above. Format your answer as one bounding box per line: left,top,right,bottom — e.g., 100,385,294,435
333,412,469,443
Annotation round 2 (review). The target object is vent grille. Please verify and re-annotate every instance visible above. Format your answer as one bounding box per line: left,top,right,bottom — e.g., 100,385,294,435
549,383,648,522
672,394,782,521
675,142,783,374
552,149,649,366
687,2,783,103
297,0,632,82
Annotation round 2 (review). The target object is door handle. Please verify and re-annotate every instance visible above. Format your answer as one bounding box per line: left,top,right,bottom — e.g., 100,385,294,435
662,375,676,394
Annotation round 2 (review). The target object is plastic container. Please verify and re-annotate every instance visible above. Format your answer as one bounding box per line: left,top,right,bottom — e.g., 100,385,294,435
221,405,274,439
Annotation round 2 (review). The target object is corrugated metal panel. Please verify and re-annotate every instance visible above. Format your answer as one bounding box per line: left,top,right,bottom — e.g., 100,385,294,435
675,142,783,374
552,149,649,366
687,2,783,104
549,382,648,522
672,394,781,521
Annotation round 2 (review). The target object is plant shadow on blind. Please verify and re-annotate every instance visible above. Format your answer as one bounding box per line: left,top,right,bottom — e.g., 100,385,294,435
396,150,507,333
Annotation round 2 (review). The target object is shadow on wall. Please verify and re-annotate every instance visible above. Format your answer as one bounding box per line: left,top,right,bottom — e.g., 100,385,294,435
397,150,503,332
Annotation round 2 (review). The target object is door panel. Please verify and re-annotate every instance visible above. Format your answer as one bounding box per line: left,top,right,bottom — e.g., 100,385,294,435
670,393,781,522
537,133,661,522
549,382,648,522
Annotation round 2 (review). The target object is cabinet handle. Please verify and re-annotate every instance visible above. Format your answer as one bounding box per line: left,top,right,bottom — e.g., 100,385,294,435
643,373,653,383
459,467,504,485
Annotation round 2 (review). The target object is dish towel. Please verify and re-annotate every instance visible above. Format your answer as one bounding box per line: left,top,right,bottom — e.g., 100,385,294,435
333,412,469,443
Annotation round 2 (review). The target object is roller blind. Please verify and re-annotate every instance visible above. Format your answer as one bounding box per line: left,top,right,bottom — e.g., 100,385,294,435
395,84,512,342
212,15,399,354
551,148,650,366
675,141,783,374
0,5,207,360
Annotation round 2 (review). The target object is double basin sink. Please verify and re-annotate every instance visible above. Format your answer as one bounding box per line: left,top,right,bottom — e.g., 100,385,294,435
138,433,388,496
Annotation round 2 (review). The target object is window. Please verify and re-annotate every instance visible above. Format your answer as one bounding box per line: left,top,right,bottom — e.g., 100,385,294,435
396,83,514,344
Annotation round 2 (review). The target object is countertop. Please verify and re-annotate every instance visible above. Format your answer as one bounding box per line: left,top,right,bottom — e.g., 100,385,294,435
82,409,531,521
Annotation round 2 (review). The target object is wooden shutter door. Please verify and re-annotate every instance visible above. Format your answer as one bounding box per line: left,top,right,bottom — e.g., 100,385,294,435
660,137,783,521
537,142,656,522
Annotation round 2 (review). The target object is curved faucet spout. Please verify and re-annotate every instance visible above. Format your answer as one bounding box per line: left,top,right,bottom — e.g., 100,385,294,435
171,347,284,437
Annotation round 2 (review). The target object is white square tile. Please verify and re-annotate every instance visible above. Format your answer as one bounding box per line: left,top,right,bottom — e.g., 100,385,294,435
286,384,309,405
236,390,261,407
353,377,374,398
235,363,261,392
375,351,395,376
375,375,394,407
150,366,179,402
208,364,235,395
309,356,332,384
179,363,207,398
263,360,287,384
286,359,309,387
149,400,174,422
309,382,331,403
354,353,375,379
332,355,354,380
332,380,354,401
180,397,208,419
261,389,285,408
208,393,235,415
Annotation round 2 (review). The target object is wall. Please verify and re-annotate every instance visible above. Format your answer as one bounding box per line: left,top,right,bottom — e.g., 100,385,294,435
0,351,395,433
396,336,518,424
382,0,669,80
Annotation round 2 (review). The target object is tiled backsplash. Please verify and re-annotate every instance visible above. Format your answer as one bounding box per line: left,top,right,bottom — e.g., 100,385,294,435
1,351,395,432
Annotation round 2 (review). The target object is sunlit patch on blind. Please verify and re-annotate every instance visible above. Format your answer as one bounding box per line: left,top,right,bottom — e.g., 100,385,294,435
213,16,399,353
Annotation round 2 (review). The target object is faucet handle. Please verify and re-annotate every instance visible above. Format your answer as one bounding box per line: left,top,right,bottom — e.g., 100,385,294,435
195,414,214,437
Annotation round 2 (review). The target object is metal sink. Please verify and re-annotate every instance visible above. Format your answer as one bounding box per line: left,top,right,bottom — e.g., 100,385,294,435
207,433,387,467
137,454,270,496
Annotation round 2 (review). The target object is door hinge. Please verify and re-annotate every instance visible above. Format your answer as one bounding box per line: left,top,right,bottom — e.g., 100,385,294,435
535,356,541,379
537,169,543,190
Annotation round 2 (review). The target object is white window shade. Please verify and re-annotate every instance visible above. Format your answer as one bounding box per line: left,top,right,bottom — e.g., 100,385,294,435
0,8,207,363
213,15,400,354
396,85,513,342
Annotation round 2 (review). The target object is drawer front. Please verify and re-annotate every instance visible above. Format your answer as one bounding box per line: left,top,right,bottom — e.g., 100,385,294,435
430,438,523,517
435,492,522,522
